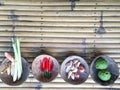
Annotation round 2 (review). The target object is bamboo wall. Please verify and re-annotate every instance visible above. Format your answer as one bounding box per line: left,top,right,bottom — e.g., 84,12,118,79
0,0,120,90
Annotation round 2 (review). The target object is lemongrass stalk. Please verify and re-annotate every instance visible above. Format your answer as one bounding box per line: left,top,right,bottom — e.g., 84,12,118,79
15,38,20,81
16,38,22,79
12,38,18,82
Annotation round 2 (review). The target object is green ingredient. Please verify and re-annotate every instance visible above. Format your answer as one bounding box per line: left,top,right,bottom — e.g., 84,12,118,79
12,37,22,82
95,58,108,70
16,38,22,79
98,70,111,81
44,71,51,79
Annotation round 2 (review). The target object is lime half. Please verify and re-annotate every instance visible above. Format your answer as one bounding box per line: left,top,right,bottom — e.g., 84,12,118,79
95,58,108,70
98,70,111,81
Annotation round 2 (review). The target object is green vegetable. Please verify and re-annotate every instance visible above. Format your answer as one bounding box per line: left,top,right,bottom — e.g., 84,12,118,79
12,37,22,82
95,58,108,70
12,38,18,82
16,38,22,79
98,70,111,81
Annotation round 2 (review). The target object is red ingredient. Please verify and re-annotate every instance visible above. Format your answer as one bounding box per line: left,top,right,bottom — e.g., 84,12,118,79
78,65,85,73
40,57,54,73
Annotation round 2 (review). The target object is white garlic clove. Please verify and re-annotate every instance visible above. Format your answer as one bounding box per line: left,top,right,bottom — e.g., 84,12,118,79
66,61,73,73
76,62,80,68
68,71,72,79
72,68,78,73
71,73,75,80
73,60,78,64
66,66,71,73
70,66,75,70
69,61,73,67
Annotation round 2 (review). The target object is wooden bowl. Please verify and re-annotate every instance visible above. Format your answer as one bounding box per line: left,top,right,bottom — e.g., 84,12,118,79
90,55,119,86
60,55,89,85
32,54,59,82
0,57,30,86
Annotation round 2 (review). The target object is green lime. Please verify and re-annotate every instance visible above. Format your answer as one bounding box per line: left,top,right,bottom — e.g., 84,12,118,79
98,70,111,81
95,58,108,70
